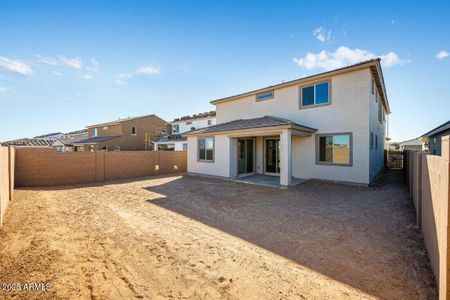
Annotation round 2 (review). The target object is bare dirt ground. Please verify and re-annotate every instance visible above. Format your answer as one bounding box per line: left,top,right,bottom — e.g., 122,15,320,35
0,170,436,299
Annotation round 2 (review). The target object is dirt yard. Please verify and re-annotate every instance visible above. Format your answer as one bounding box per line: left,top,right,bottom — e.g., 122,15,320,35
0,170,436,299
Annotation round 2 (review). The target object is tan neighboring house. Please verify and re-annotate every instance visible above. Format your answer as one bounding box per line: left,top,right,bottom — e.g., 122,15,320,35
73,114,167,151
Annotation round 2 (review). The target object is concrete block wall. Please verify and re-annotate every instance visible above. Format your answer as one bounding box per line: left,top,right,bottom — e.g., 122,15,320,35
14,148,187,187
405,135,450,299
0,146,14,228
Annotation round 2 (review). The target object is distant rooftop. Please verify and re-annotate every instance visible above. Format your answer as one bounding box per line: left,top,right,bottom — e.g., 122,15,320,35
34,132,63,139
173,111,216,122
2,138,54,147
64,129,88,135
87,114,165,128
73,135,121,144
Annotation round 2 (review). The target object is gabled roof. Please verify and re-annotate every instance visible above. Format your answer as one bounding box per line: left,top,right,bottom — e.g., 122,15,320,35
421,120,450,138
2,138,53,147
210,59,390,114
183,115,316,135
86,114,165,128
73,135,121,144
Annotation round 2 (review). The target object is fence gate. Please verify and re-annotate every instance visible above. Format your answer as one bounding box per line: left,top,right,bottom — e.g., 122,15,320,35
385,150,404,169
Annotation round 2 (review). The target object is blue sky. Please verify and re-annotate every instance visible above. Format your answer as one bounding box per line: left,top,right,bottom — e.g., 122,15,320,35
0,0,449,142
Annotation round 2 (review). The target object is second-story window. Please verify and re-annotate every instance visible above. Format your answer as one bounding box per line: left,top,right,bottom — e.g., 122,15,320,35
131,126,137,135
93,128,98,137
256,90,274,101
301,81,330,108
207,120,212,126
173,124,179,133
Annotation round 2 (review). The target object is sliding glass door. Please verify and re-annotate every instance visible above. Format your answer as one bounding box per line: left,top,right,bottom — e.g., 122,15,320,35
238,139,254,174
265,138,280,175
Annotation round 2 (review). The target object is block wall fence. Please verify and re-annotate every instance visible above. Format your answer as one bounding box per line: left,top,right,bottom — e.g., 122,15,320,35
14,148,187,187
0,146,15,228
404,135,450,300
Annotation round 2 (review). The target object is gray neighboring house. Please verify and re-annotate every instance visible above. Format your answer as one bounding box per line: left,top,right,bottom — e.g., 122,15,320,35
52,129,89,152
398,138,423,151
420,120,450,155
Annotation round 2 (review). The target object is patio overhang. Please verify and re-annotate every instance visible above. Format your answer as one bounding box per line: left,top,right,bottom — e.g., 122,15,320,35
182,115,317,138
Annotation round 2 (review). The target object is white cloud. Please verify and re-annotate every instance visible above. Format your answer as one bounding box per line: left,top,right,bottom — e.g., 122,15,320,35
114,79,126,87
117,72,133,78
135,66,160,75
0,56,33,76
0,86,10,93
86,58,100,72
436,50,449,60
313,27,331,43
115,66,160,85
37,55,82,69
52,71,63,77
84,74,93,80
293,46,410,70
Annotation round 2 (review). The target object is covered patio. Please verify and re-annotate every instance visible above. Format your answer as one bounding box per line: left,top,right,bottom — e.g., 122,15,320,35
226,116,316,187
184,115,317,188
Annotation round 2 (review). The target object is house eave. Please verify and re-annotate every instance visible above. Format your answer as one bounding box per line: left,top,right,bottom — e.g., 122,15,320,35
182,124,317,137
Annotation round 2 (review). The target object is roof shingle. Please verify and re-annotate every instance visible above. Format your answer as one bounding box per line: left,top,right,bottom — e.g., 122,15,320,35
184,116,316,135
73,135,120,144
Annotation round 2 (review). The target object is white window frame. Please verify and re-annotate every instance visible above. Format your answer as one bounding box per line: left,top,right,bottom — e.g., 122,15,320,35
93,128,98,137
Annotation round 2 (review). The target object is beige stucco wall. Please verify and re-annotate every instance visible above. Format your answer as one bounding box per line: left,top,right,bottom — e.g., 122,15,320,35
368,79,387,181
190,68,375,184
187,135,231,177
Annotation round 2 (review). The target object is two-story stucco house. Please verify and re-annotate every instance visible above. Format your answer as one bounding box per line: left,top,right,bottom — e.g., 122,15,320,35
73,114,167,151
183,59,389,187
154,111,216,151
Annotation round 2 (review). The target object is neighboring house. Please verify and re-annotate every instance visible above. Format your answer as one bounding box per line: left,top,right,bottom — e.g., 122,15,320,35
183,59,389,186
398,138,423,151
73,114,167,151
34,132,64,141
1,138,54,147
387,142,400,151
52,129,88,152
154,111,216,151
420,120,450,155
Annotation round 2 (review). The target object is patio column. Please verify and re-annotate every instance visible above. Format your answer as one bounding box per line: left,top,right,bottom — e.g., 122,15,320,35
280,129,292,187
229,137,238,178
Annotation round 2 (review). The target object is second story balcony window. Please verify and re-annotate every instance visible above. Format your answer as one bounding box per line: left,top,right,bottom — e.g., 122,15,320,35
93,128,98,137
